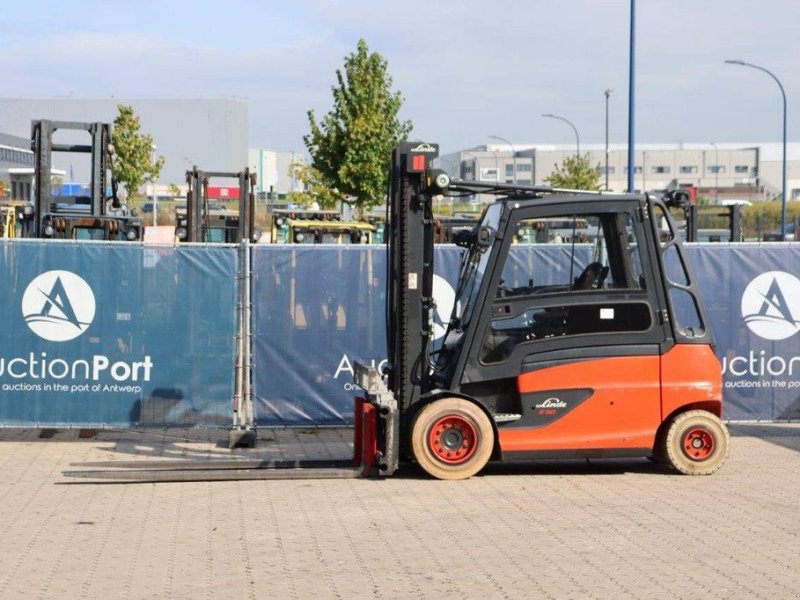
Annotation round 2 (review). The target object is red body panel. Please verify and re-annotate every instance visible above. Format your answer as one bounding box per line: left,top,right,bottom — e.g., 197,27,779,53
660,344,723,418
502,355,660,452
498,344,722,454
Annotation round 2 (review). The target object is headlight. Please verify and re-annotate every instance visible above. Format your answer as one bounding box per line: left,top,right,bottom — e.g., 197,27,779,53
276,217,285,226
126,229,137,241
252,227,262,242
44,225,54,237
23,203,34,216
294,232,305,242
360,234,368,243
176,226,187,240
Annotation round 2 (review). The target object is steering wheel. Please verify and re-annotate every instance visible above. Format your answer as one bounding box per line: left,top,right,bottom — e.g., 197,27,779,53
574,262,605,290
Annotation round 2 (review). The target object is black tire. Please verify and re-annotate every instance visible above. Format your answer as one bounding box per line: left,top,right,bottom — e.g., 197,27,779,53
410,398,494,480
663,410,730,475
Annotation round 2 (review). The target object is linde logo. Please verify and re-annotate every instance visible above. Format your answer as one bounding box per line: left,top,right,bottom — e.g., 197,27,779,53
410,143,437,153
21,271,95,342
535,398,567,409
741,271,800,341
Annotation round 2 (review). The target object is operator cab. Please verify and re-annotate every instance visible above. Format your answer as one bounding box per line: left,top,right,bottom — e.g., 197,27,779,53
436,192,710,406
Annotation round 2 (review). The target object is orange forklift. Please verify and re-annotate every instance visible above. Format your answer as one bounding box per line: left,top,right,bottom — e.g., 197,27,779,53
353,142,729,480
66,142,728,483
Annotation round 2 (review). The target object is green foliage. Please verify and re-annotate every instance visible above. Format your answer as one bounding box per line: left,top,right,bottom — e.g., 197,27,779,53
544,154,602,191
111,104,165,199
742,200,800,238
167,183,181,198
304,39,413,212
285,161,344,209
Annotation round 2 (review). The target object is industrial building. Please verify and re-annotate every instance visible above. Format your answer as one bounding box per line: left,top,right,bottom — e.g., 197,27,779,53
438,142,800,201
0,131,66,202
0,98,248,195
248,148,306,197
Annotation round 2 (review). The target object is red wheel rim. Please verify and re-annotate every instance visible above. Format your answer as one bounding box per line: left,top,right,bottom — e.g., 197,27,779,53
428,415,478,465
682,427,715,461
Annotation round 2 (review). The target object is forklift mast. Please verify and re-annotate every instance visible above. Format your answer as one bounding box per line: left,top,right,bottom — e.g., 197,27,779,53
386,143,441,414
182,167,259,243
31,120,111,236
28,119,143,241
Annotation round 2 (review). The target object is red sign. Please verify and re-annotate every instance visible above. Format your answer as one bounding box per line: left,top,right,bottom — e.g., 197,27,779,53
206,186,239,200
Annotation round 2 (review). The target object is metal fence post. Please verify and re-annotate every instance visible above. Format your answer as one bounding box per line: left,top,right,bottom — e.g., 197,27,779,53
229,239,256,448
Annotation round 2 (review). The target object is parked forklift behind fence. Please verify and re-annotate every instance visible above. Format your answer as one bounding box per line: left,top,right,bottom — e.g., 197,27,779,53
175,167,261,244
19,120,143,241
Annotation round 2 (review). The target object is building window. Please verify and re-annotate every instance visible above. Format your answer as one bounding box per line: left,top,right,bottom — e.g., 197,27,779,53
734,165,750,174
652,166,670,174
517,179,532,186
708,165,726,174
679,165,698,174
516,163,532,172
480,168,499,182
596,166,615,175
505,164,515,177
623,166,642,174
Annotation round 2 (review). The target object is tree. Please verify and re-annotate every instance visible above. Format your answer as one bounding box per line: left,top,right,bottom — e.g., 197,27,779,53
304,39,412,213
545,154,602,191
285,161,344,209
111,104,165,199
167,183,181,199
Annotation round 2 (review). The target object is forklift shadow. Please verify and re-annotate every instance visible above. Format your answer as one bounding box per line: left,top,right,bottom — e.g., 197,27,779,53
393,458,670,480
728,422,800,454
85,428,240,462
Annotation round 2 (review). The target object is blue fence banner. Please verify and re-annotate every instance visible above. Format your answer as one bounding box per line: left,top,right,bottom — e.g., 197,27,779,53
0,240,237,427
251,244,593,426
4,240,800,428
684,244,800,421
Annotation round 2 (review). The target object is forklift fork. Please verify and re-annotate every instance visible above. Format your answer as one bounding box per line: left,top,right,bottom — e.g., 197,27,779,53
62,392,397,483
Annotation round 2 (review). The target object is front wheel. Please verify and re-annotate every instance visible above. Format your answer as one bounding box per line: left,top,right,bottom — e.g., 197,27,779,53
410,398,494,480
664,410,730,475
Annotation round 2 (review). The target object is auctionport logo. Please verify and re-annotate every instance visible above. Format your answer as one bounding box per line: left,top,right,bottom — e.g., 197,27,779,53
21,271,96,342
741,271,800,341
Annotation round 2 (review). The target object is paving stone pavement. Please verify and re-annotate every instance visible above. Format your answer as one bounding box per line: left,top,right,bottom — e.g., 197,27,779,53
0,423,798,599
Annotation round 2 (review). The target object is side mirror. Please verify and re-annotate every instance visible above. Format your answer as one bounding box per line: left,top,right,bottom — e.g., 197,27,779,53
476,226,494,247
454,225,494,249
453,228,474,248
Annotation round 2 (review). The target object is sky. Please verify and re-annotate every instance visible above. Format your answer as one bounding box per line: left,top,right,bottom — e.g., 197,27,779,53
1,0,798,155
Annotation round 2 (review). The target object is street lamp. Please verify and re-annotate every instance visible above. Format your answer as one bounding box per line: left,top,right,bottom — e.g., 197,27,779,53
489,135,516,183
709,141,719,204
541,114,580,157
605,89,612,190
725,59,788,240
628,0,637,193
151,144,158,226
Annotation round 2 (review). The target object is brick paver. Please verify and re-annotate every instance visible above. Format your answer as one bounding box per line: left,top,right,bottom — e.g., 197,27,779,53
0,424,798,598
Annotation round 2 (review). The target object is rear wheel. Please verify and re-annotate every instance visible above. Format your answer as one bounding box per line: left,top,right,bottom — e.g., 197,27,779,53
663,410,729,475
410,398,494,480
